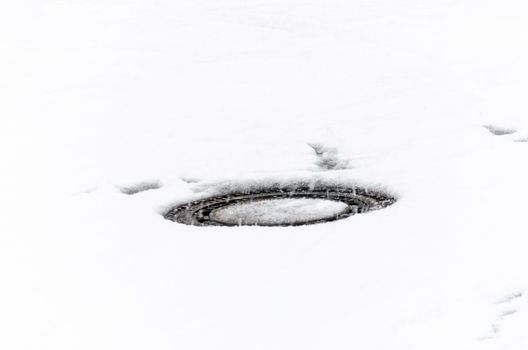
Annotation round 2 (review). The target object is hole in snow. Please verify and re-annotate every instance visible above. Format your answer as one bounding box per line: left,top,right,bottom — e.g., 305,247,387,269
484,125,517,136
308,143,350,170
120,181,161,195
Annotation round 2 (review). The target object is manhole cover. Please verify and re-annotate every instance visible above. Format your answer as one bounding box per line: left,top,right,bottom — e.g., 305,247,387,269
164,185,396,227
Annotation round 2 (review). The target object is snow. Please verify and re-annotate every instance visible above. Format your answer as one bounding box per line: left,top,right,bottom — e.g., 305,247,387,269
1,0,528,349
209,198,349,226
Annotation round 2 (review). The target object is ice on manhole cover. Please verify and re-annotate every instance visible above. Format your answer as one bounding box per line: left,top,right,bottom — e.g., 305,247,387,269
164,184,396,227
210,198,349,226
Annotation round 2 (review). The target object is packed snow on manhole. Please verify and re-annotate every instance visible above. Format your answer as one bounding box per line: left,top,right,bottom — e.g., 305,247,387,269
209,198,349,225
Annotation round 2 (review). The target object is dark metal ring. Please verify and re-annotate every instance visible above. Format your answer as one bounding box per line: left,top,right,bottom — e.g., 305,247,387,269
164,185,396,227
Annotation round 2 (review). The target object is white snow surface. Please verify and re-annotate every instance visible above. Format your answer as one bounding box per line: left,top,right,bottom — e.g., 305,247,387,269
210,198,349,226
1,0,528,349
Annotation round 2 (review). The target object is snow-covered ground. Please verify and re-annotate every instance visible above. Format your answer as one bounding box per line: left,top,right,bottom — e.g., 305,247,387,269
2,0,528,349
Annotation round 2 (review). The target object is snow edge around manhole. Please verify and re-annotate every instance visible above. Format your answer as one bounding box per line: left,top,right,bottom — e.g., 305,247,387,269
158,172,400,220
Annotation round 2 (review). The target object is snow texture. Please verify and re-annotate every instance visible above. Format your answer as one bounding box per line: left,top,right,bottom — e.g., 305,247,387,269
210,198,349,225
2,0,528,350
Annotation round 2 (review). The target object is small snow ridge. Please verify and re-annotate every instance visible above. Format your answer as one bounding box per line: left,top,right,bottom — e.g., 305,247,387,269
500,309,518,319
496,291,523,304
481,291,524,341
483,125,518,136
181,177,200,184
120,181,161,195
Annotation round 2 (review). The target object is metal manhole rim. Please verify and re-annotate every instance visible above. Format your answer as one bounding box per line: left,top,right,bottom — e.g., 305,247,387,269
164,184,396,227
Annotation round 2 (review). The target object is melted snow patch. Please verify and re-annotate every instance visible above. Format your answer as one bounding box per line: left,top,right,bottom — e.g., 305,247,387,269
210,198,349,226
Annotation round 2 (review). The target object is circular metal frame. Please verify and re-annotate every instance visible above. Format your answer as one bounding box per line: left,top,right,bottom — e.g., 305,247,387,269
164,185,396,227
